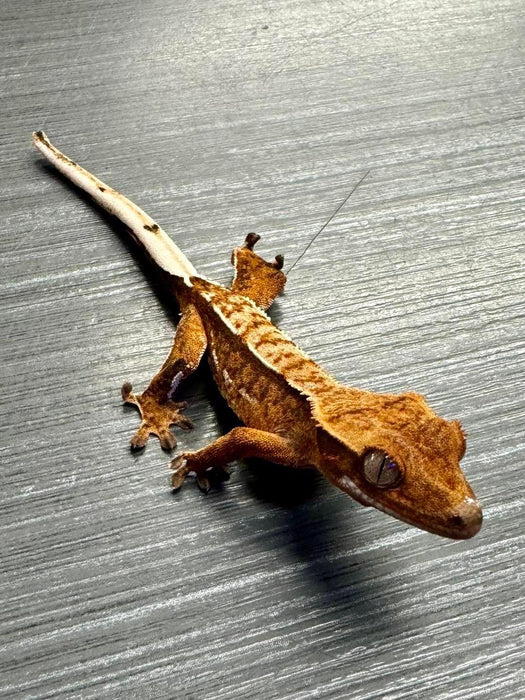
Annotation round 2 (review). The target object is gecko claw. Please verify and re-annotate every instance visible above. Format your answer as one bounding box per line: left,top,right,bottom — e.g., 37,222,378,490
130,424,152,450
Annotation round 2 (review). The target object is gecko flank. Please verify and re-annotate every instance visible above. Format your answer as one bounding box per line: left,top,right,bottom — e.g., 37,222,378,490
32,131,482,540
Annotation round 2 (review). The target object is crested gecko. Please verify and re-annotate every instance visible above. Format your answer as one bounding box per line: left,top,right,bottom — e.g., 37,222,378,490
32,131,482,539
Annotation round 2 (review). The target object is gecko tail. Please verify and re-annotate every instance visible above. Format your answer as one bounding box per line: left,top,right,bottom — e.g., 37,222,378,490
32,131,198,285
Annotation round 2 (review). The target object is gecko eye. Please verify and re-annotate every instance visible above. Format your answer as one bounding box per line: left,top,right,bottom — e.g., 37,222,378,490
362,450,403,488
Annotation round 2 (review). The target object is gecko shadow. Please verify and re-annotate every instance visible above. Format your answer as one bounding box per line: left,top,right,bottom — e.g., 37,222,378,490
37,160,186,329
203,374,402,636
248,476,401,635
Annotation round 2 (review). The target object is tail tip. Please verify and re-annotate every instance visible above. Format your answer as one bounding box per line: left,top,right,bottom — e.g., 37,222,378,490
32,130,48,147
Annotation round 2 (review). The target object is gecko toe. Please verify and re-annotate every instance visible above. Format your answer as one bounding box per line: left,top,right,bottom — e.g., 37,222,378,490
170,454,186,470
159,429,177,451
170,456,189,490
177,416,194,431
273,254,284,270
171,470,187,491
121,382,137,404
244,232,261,250
130,424,151,450
196,474,211,493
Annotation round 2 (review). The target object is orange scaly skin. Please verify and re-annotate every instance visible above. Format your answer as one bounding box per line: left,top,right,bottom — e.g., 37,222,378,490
32,131,482,540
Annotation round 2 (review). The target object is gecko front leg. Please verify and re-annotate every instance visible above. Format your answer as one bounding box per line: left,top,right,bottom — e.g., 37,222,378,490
170,427,307,492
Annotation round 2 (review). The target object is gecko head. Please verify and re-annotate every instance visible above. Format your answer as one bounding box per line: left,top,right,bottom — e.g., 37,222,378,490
315,391,482,539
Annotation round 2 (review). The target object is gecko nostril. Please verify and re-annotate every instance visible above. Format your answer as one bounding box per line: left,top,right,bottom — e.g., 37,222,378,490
448,498,483,537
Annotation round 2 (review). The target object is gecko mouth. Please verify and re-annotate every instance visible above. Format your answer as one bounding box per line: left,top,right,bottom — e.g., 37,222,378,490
334,470,482,539
376,495,483,540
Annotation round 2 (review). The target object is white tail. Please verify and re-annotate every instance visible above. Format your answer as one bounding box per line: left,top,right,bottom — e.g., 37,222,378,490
32,131,197,285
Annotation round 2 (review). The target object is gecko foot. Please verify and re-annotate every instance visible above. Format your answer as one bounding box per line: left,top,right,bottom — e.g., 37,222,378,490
242,233,284,269
122,382,194,451
170,454,231,493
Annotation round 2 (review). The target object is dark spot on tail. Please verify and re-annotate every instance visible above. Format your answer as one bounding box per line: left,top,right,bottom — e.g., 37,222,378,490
98,186,106,192
143,223,160,233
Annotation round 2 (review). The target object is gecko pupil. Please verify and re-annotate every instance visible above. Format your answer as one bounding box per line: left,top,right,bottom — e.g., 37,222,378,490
363,450,403,488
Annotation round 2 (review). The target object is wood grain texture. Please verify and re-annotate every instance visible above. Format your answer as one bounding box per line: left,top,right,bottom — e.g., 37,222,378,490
1,0,524,698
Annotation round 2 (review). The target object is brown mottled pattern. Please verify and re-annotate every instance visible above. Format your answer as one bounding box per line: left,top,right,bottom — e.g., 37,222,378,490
190,278,403,451
192,279,338,400
192,277,467,488
204,312,315,446
312,388,433,451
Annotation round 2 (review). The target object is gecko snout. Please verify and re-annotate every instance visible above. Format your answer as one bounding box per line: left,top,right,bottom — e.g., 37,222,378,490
447,498,482,539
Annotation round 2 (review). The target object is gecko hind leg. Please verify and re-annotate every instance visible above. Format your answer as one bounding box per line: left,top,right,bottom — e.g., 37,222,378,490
171,427,303,492
122,303,206,450
230,233,286,310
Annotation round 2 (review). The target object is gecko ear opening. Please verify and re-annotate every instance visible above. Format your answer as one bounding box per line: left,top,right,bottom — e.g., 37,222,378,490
362,449,404,489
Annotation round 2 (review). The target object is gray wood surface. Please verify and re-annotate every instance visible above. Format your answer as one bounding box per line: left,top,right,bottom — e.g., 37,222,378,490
1,0,524,698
